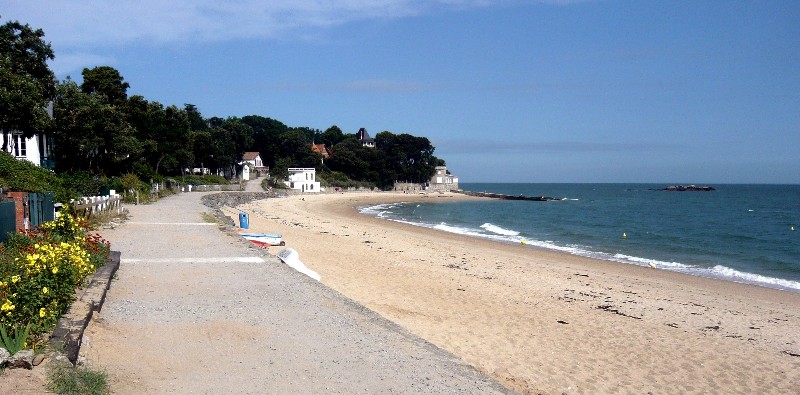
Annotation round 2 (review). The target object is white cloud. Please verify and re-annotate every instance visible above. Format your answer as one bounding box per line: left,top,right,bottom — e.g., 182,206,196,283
3,0,504,49
48,52,117,78
4,0,583,76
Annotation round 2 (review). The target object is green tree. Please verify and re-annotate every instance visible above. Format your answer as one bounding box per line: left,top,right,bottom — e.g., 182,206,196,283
288,126,321,144
278,129,321,169
240,115,288,167
52,79,140,175
189,130,213,172
375,131,437,184
80,66,129,105
209,125,236,178
320,125,345,148
222,118,254,163
327,138,391,188
0,19,56,150
184,103,208,132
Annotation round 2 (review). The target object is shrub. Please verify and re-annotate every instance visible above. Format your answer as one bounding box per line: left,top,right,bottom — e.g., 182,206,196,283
0,213,110,348
56,172,106,197
177,174,230,186
0,152,72,202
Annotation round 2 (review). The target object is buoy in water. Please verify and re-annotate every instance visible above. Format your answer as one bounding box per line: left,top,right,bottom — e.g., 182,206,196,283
622,232,627,239
792,226,796,231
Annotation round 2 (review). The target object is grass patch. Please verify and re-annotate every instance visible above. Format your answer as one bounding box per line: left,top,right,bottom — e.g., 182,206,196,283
201,212,220,224
86,209,128,229
47,363,110,395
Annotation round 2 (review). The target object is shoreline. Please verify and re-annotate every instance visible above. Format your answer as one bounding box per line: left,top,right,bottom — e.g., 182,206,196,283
362,200,800,294
229,191,800,394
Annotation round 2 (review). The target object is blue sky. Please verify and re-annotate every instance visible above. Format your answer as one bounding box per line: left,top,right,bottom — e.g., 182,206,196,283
5,1,799,183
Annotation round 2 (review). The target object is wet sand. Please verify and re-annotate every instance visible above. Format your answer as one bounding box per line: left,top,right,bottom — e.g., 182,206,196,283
229,191,800,394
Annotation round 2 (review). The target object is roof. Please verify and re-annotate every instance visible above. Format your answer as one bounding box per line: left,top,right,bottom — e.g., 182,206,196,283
242,152,260,160
311,143,329,158
356,128,374,142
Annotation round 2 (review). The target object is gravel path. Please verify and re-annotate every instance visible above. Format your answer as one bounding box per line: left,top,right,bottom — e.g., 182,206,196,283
80,192,512,394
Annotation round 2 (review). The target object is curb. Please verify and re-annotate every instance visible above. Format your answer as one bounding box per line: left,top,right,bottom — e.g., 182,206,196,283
50,251,121,364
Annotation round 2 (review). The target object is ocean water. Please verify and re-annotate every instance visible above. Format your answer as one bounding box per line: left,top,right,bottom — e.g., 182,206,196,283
360,183,800,292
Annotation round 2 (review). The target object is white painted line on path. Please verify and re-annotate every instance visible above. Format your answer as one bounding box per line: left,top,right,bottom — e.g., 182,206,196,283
126,222,217,226
122,257,265,264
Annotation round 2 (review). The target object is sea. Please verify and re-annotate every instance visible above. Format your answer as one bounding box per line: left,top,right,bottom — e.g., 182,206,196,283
360,183,800,292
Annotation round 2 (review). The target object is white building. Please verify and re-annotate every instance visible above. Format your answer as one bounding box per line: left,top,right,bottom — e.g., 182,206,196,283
2,131,54,169
429,166,459,191
285,168,321,193
2,102,55,169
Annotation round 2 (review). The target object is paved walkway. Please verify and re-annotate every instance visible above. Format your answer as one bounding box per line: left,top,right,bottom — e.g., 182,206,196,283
80,192,512,394
244,176,265,192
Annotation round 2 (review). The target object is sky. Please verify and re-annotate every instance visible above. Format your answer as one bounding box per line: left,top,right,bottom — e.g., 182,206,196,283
4,0,799,184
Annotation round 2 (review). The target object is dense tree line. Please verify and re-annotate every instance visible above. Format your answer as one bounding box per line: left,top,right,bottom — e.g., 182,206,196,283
1,18,444,190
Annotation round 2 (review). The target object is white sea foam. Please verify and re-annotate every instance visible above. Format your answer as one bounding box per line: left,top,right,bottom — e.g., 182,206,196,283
709,265,800,291
611,254,691,270
434,223,485,238
359,201,800,292
480,223,520,236
358,203,402,216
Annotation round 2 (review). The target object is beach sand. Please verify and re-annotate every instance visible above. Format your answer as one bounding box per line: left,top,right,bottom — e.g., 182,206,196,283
225,191,800,394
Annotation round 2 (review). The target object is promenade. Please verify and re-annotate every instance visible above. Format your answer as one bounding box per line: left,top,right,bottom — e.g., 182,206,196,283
79,190,512,394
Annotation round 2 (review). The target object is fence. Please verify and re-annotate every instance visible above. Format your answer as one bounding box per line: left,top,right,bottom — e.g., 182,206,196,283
72,194,123,218
0,201,16,244
29,192,55,226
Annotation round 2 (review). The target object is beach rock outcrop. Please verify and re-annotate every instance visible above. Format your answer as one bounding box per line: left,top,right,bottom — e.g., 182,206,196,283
657,185,715,192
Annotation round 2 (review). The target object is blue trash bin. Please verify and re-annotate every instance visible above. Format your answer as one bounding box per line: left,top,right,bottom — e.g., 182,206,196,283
239,212,249,229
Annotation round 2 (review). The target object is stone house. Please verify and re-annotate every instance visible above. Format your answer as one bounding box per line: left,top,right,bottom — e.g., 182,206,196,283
428,166,459,191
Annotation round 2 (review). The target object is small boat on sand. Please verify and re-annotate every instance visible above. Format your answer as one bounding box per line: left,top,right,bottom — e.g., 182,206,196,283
237,232,286,247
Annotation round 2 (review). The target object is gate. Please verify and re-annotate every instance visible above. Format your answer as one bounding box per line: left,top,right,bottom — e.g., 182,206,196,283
0,201,16,244
29,192,55,227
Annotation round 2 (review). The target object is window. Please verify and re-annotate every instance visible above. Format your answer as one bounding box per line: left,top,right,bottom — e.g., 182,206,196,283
13,135,26,158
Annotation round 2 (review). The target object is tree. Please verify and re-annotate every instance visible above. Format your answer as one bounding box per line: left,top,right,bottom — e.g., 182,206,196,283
375,131,437,183
0,19,56,150
52,79,140,175
277,129,321,169
184,104,207,132
189,130,213,172
240,115,288,167
327,137,391,188
81,66,129,105
288,126,321,144
320,125,346,148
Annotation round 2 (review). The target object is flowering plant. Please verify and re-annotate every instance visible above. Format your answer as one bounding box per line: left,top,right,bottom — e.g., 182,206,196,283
0,213,110,348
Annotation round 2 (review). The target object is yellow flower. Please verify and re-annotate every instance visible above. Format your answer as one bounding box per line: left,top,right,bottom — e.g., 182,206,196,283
39,307,46,317
11,275,20,283
52,267,58,274
42,287,48,294
1,299,14,312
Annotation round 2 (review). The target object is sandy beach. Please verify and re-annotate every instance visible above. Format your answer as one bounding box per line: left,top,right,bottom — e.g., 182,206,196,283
226,191,800,394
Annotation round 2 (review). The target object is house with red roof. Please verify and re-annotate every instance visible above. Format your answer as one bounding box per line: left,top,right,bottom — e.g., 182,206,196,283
240,151,268,180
